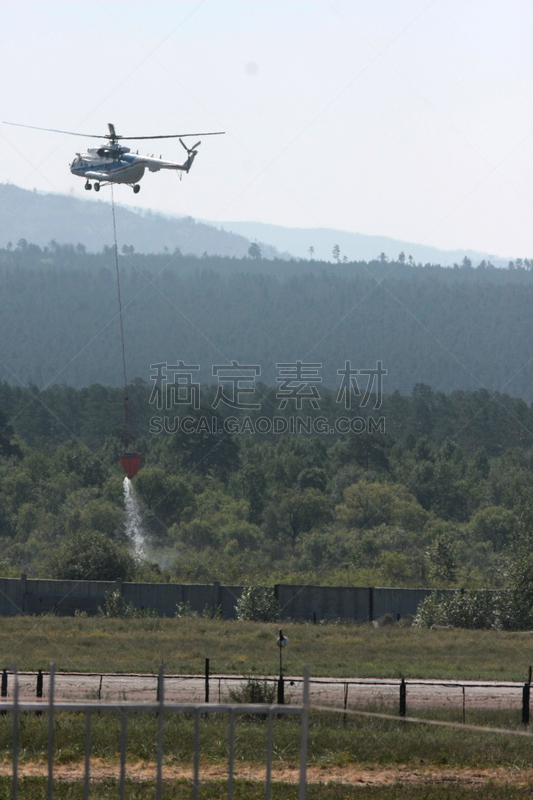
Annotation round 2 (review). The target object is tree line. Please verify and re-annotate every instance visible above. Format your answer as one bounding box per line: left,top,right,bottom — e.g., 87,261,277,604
2,248,533,397
1,381,533,605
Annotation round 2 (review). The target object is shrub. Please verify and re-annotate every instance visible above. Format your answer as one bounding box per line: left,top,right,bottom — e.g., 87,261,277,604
499,552,533,631
416,554,533,631
235,586,278,622
99,589,157,618
229,678,276,704
50,530,134,581
175,601,193,618
99,589,137,618
414,590,499,629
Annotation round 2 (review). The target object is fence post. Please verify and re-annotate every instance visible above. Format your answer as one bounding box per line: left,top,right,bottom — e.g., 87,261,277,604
156,664,164,800
119,711,127,800
522,683,530,726
36,669,43,717
529,665,532,685
265,709,274,800
205,658,209,703
227,708,236,800
278,628,285,705
343,683,348,727
83,711,91,800
1,669,7,716
193,708,200,800
298,665,310,800
20,573,27,614
48,664,55,800
12,665,18,800
399,679,406,719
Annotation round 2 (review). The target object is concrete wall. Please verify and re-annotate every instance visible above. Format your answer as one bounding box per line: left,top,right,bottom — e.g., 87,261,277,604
275,584,441,622
0,575,446,621
276,584,372,622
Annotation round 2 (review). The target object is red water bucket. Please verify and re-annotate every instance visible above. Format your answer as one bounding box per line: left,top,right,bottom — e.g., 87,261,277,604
119,452,142,479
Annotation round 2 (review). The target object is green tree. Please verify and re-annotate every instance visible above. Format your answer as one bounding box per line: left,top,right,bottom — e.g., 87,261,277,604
237,461,268,524
297,467,327,492
336,482,414,529
50,530,134,580
278,488,332,542
0,408,22,458
178,489,260,550
344,431,390,472
426,533,456,582
134,467,193,528
247,242,261,259
170,408,240,480
469,506,516,551
54,441,106,488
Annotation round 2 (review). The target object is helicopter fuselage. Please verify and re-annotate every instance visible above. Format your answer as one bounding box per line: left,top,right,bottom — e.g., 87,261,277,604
70,146,195,191
3,120,222,193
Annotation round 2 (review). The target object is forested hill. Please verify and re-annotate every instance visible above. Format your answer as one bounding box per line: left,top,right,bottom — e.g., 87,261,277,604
1,380,531,457
2,245,533,398
0,183,510,266
0,183,285,259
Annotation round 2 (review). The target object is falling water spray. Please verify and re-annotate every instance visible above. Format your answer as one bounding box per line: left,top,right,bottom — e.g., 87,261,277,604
123,476,147,559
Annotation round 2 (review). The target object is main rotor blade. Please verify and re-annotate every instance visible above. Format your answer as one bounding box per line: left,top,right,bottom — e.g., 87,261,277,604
2,121,108,139
120,131,225,140
191,141,201,150
2,122,224,142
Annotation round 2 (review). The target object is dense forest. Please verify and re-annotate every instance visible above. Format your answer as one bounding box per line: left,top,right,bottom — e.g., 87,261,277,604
1,243,533,396
2,244,533,605
2,380,533,596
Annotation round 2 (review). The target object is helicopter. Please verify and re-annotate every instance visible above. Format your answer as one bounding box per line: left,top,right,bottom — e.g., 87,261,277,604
2,121,225,193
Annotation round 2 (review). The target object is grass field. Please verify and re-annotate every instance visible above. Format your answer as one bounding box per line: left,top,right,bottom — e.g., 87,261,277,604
2,779,531,799
1,709,533,768
2,779,533,800
0,617,533,680
3,617,533,796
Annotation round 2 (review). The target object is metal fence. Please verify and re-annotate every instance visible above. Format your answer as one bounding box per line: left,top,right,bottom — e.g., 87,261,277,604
4,665,533,798
3,668,532,722
4,664,311,800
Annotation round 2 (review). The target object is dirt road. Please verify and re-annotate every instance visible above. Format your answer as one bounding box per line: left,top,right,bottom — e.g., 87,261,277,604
0,672,528,712
0,761,532,788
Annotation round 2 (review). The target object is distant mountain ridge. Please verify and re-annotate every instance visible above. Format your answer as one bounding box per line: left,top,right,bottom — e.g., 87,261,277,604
214,220,510,267
0,183,286,259
0,183,514,268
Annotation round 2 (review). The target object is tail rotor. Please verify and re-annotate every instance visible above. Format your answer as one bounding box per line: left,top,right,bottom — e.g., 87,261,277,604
179,138,201,172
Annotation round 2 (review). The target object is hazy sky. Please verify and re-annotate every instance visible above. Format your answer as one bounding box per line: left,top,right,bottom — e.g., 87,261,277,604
1,0,531,258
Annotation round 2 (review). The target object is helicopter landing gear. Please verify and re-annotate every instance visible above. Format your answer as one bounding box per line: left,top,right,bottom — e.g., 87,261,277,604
94,182,100,192
85,181,92,191
133,184,140,194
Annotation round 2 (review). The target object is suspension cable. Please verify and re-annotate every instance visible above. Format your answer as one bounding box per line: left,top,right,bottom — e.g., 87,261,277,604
111,185,128,394
111,185,136,448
